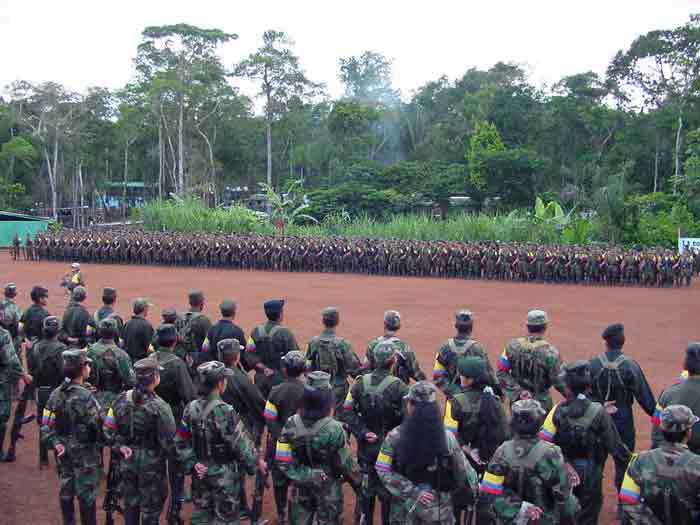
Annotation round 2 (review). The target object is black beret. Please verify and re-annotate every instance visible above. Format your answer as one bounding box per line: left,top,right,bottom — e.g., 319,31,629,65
264,299,285,314
602,324,624,341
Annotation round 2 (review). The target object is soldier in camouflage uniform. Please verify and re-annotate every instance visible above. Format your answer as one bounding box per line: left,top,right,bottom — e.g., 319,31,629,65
1,283,23,359
264,350,307,525
366,310,426,384
620,405,700,524
433,310,496,397
247,299,300,398
29,316,66,467
152,324,196,525
538,361,631,525
176,361,263,525
276,371,359,525
497,310,564,413
342,341,408,525
479,399,578,525
87,317,135,415
41,349,101,525
103,358,176,525
0,309,32,461
306,307,361,413
375,381,477,525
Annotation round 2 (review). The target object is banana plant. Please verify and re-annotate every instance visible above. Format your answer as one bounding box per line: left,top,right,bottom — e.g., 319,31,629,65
260,179,318,225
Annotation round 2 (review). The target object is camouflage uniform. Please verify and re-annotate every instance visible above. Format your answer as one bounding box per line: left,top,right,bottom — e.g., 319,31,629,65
480,400,578,525
306,307,362,413
41,349,102,525
0,325,24,459
433,310,495,397
176,361,259,525
103,358,176,525
276,371,359,525
375,381,477,525
496,310,564,413
343,342,408,525
366,311,426,384
621,405,700,524
1,284,24,357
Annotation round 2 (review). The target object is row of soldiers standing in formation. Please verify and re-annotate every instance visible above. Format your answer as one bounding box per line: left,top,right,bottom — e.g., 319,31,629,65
23,230,700,286
2,281,700,524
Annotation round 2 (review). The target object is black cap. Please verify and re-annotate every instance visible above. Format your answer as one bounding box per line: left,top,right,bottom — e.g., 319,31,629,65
188,290,204,305
102,287,117,301
156,324,178,345
602,324,624,341
161,307,178,320
264,299,285,315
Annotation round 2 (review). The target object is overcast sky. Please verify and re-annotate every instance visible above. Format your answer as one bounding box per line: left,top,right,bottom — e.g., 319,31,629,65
1,0,698,103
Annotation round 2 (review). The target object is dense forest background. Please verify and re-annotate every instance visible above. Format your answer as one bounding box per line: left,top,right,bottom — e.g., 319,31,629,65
2,15,700,246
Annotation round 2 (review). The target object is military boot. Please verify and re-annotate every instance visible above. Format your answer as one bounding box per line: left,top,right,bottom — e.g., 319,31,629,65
60,499,76,525
0,423,7,461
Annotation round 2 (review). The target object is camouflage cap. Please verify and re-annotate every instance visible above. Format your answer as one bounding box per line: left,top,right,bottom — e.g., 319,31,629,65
62,349,92,368
405,381,437,403
43,315,60,331
4,283,17,295
527,309,548,326
560,360,591,387
305,370,332,392
322,306,339,322
373,340,396,366
384,310,401,330
511,399,546,421
660,404,700,433
98,317,119,332
217,338,242,357
133,298,153,312
457,356,485,378
133,357,163,377
161,307,178,320
281,350,306,370
455,310,473,324
197,361,233,384
72,286,87,301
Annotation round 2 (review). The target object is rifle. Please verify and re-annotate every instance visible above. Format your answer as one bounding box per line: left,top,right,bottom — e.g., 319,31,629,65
251,433,273,525
6,381,35,461
103,449,123,525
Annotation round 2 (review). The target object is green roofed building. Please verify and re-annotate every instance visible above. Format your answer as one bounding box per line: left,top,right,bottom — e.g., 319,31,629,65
0,211,49,247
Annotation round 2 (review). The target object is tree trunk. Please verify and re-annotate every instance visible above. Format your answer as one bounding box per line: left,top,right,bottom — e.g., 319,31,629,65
653,132,660,193
674,112,683,195
78,160,84,228
158,123,164,199
178,95,185,196
45,136,59,221
123,139,129,220
266,116,273,188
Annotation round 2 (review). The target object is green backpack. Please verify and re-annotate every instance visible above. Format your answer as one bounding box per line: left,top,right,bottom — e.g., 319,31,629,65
311,335,342,378
179,312,204,354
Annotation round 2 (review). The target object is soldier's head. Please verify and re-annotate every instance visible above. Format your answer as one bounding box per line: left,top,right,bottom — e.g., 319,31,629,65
42,316,60,339
383,310,401,332
300,371,334,420
458,356,486,388
156,324,178,349
373,341,396,371
264,299,284,322
98,317,119,341
4,283,17,299
321,307,339,329
30,285,49,306
161,307,178,324
510,399,546,438
217,338,242,366
134,357,162,391
62,349,92,381
602,323,625,350
526,309,548,335
219,299,237,320
70,262,80,273
454,310,473,335
133,298,152,317
102,287,117,306
660,405,699,444
684,343,700,376
560,360,591,399
281,350,306,379
197,361,233,394
71,286,87,303
188,290,205,311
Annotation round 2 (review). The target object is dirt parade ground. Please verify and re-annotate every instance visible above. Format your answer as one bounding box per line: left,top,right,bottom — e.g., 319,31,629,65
0,256,697,524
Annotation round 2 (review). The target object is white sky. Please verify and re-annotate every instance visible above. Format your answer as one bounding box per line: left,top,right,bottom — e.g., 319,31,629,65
1,0,699,105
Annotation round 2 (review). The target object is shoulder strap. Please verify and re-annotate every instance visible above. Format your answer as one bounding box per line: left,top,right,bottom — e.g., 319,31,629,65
267,325,283,338
200,399,226,425
157,352,179,367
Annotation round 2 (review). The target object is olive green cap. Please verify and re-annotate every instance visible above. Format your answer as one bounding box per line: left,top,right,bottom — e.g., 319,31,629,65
197,361,233,384
405,381,437,403
457,356,485,378
305,371,332,391
661,405,700,433
134,357,163,377
62,349,92,368
511,399,546,420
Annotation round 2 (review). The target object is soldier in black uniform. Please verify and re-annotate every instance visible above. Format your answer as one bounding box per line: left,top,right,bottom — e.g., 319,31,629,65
60,287,93,349
92,287,124,343
152,324,196,525
123,298,155,363
589,323,655,491
218,338,266,518
204,299,247,363
264,351,307,525
246,299,300,398
20,285,50,345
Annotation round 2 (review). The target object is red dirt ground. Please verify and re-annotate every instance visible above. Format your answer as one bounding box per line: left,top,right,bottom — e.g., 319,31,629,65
1,257,697,524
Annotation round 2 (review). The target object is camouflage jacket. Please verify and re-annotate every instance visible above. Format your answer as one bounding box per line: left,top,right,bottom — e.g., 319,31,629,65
480,437,578,525
0,299,22,338
444,387,509,456
306,329,361,388
175,392,258,476
30,339,66,388
433,336,495,396
0,328,22,394
652,377,700,453
366,333,426,384
87,341,135,396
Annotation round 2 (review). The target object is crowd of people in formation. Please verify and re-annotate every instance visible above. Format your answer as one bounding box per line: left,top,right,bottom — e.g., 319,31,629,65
2,277,700,525
19,229,700,287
